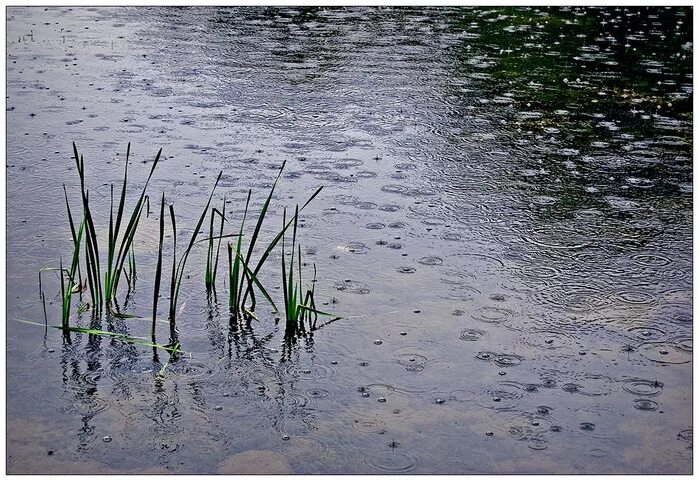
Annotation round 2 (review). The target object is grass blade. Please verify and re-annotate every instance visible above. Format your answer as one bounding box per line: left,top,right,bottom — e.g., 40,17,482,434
243,186,323,309
227,242,234,315
72,144,102,310
297,304,340,319
107,183,114,298
236,252,278,313
113,142,130,244
63,184,82,289
205,205,216,290
82,188,102,310
281,209,289,323
17,319,185,354
110,147,162,302
168,203,177,321
212,197,226,290
170,171,222,321
240,162,284,306
153,193,165,342
158,341,180,377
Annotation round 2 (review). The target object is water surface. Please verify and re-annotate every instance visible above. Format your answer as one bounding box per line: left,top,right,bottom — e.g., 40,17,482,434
6,6,692,474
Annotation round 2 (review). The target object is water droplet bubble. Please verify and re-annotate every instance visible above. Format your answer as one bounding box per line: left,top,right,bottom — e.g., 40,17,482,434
418,256,443,266
353,419,387,434
562,383,581,393
366,222,386,230
634,399,659,411
363,450,419,473
476,351,494,361
622,379,664,396
459,329,485,341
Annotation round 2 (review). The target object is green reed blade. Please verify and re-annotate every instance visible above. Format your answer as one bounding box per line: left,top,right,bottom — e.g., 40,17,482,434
110,147,161,301
110,305,138,319
297,244,302,302
129,245,136,282
240,162,284,303
213,197,226,287
17,318,185,354
113,142,130,244
297,304,340,319
241,306,259,321
290,285,298,324
153,193,165,341
302,289,313,324
243,186,323,308
69,220,85,283
63,184,78,250
63,184,85,284
190,233,239,250
230,240,241,313
84,240,96,307
59,327,180,353
227,242,234,313
111,200,146,298
158,341,180,377
81,188,102,309
107,183,114,297
59,258,66,325
236,252,278,313
63,184,82,288
308,263,317,324
168,203,177,321
41,291,48,326
205,205,227,291
170,171,222,320
72,144,101,309
281,208,289,321
206,206,216,288
235,189,252,305
286,205,299,323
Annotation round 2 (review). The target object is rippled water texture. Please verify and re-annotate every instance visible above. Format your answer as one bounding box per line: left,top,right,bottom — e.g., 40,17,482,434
6,6,692,474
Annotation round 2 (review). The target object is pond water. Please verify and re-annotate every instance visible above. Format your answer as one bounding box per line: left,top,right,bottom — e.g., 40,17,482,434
6,6,692,474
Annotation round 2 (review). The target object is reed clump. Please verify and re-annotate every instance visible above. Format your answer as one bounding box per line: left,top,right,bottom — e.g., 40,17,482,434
70,142,160,315
224,161,324,324
35,141,339,372
280,206,335,338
